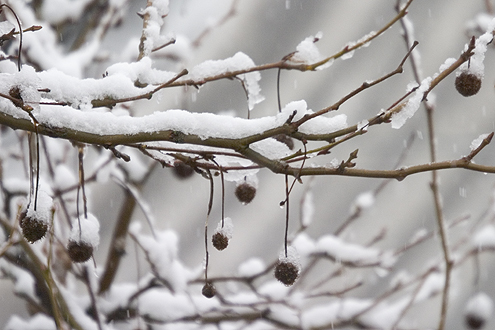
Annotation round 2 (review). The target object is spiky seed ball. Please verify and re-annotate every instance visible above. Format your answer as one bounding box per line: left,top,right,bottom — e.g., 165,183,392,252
20,213,48,243
455,72,482,97
67,239,93,263
202,282,216,298
173,161,194,179
212,232,229,251
274,260,299,286
235,182,256,204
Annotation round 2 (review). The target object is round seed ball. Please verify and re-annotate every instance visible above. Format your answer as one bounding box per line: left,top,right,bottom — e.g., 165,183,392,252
274,260,299,286
67,239,93,263
20,213,47,243
235,182,256,204
465,312,485,329
202,282,216,298
455,72,482,97
173,161,194,179
212,232,229,251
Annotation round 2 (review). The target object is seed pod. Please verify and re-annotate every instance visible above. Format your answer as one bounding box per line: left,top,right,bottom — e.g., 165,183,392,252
20,212,48,243
235,182,256,204
67,239,93,263
465,313,485,329
455,71,482,97
274,260,299,286
212,232,229,251
465,292,493,329
173,161,194,179
202,282,216,298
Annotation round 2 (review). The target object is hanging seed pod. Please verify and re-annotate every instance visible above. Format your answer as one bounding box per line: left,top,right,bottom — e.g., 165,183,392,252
235,182,256,204
455,71,482,97
464,292,493,329
202,282,216,298
274,260,299,286
20,212,47,243
212,232,229,251
173,161,194,179
67,239,93,263
67,213,100,263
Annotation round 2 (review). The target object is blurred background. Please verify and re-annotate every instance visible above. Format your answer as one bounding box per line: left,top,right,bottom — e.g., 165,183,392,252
1,0,495,329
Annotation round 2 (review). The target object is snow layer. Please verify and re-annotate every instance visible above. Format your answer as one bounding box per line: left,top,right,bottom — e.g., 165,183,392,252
472,225,495,248
130,227,191,292
391,77,431,129
69,213,100,248
214,217,233,240
465,292,493,321
470,133,490,151
289,32,333,70
27,190,53,226
5,313,56,330
237,257,265,277
187,52,264,110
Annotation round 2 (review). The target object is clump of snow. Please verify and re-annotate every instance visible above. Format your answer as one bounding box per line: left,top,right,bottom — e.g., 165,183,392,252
466,13,495,33
106,57,176,85
289,32,333,70
139,0,170,57
251,137,292,160
391,76,431,129
470,133,490,151
302,298,372,329
53,164,77,191
27,190,53,226
0,65,41,111
214,217,233,240
415,272,444,302
237,257,265,277
130,227,191,292
279,100,348,135
458,22,494,78
139,289,196,321
69,213,100,248
5,313,56,330
291,232,316,257
465,292,493,322
0,21,15,36
351,191,375,212
315,234,387,266
279,246,300,269
472,225,495,248
187,52,264,110
439,57,457,73
41,0,92,25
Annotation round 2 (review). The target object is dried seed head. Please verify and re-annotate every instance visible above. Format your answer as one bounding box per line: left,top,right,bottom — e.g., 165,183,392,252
464,293,493,330
212,232,229,251
20,212,48,243
455,72,482,97
235,182,256,204
274,260,299,286
67,239,93,263
202,282,216,298
173,161,194,179
465,313,485,329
